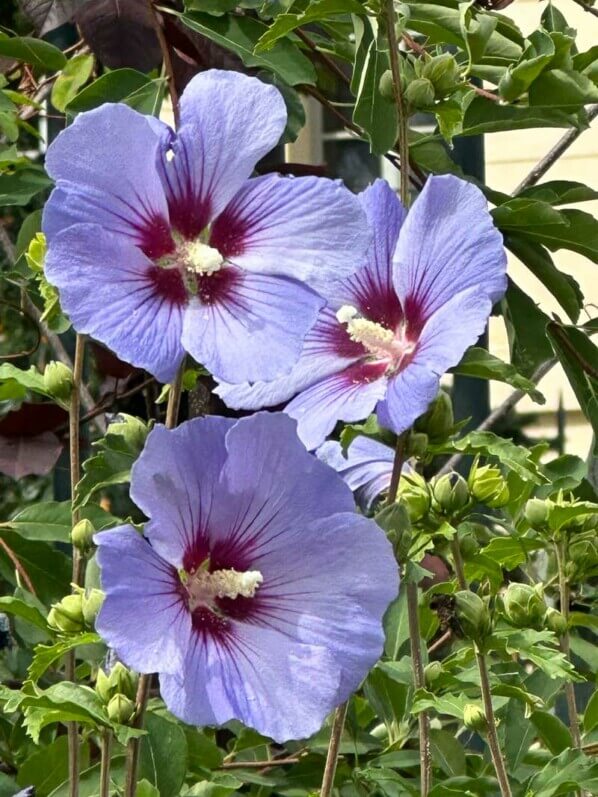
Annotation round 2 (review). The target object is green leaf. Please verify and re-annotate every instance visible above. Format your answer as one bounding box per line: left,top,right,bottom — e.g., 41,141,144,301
28,633,101,683
0,363,49,398
0,33,66,71
503,280,554,377
75,414,149,509
184,774,244,797
583,688,598,733
505,235,582,323
364,664,408,739
139,711,188,797
0,166,52,206
530,710,572,754
450,346,545,402
529,68,598,107
411,689,484,720
51,53,94,112
524,208,598,263
498,29,554,102
526,749,598,797
461,95,573,136
255,0,363,51
181,12,316,86
546,322,598,454
0,596,48,631
352,15,397,155
479,536,531,569
0,500,119,542
428,430,546,483
493,198,567,229
0,532,71,604
136,781,161,797
17,735,89,795
67,69,165,115
429,728,466,777
518,180,598,206
21,683,110,742
494,628,580,680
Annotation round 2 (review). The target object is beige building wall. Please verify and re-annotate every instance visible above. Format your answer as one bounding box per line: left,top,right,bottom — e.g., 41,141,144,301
485,0,597,457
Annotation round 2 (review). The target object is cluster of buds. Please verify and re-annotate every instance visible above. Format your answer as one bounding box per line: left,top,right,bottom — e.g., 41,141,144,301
47,587,104,635
454,590,492,645
397,470,431,523
96,661,138,725
430,473,471,518
380,52,462,112
525,495,598,534
501,583,547,630
468,458,510,509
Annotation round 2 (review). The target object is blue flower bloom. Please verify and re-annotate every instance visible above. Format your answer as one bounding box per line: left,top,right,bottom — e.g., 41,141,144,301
43,70,369,384
94,413,398,741
318,435,396,510
217,176,507,448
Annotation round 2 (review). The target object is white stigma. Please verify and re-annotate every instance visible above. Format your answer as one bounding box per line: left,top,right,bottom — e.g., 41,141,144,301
185,241,224,275
186,568,263,611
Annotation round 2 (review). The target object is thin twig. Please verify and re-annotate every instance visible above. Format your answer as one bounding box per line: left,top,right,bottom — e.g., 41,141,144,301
147,0,179,126
220,757,302,770
428,629,452,654
295,28,350,86
66,333,85,797
554,540,582,748
570,0,598,18
386,0,410,207
0,537,36,595
99,730,112,797
513,104,598,193
477,651,513,797
0,222,105,434
320,702,348,797
437,359,556,476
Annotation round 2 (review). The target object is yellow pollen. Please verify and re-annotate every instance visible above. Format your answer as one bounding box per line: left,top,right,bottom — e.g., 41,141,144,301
185,241,224,275
337,304,395,353
186,567,263,612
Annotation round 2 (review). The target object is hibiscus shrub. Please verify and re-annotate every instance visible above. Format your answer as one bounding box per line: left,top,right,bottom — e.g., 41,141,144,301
0,1,597,796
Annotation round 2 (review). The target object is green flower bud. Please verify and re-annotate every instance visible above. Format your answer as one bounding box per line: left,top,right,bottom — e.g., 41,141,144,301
463,703,488,733
545,607,568,636
454,590,491,642
405,77,435,109
43,361,73,404
71,519,95,553
525,498,550,529
82,588,104,627
415,390,454,441
95,668,112,703
431,473,470,517
398,471,431,523
107,693,136,725
379,69,395,100
502,583,546,629
424,661,443,687
468,460,509,508
407,431,428,459
422,53,461,94
48,593,85,634
459,531,480,560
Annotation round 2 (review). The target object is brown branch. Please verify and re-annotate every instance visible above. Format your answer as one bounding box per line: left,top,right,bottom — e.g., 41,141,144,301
220,757,301,770
570,0,598,18
0,536,36,595
514,104,598,193
295,28,350,86
428,629,452,654
147,0,179,126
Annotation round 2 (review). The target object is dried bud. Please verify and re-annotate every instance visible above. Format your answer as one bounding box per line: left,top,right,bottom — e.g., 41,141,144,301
468,460,509,508
545,607,568,637
71,519,95,553
416,390,454,441
524,498,550,529
405,77,435,109
502,583,546,629
107,693,135,725
398,471,431,523
431,473,470,517
454,590,491,642
48,593,85,634
422,53,461,94
424,661,443,687
43,361,73,405
82,588,104,627
463,703,488,733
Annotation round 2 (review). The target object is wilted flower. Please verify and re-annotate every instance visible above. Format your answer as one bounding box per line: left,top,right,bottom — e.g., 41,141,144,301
317,435,396,509
43,70,368,384
95,413,398,741
218,176,507,449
